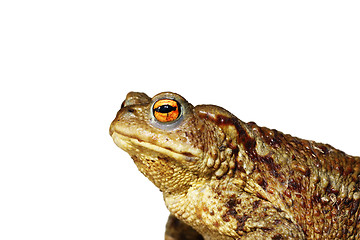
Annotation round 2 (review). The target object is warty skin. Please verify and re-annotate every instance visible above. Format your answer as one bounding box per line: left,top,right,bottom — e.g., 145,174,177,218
110,92,360,240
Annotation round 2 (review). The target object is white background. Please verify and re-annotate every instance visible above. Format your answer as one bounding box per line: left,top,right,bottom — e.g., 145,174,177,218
1,1,359,239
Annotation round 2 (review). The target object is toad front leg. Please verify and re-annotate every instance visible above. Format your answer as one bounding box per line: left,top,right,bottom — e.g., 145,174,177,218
165,210,306,240
165,215,204,240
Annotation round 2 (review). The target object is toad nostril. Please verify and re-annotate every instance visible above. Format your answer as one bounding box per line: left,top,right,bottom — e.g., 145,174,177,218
127,108,135,113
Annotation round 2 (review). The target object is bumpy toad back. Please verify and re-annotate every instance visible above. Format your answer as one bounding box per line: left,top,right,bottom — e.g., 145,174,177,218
110,92,360,240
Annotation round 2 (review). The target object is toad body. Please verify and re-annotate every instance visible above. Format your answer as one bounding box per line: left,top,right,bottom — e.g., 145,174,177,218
109,92,360,240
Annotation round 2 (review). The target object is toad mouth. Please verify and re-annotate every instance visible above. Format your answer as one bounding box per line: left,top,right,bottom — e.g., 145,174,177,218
111,131,198,162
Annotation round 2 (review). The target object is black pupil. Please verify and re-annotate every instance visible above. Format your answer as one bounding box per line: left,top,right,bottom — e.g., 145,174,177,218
155,104,177,114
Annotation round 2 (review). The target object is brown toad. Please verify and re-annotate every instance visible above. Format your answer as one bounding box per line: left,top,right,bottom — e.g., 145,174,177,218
109,92,360,240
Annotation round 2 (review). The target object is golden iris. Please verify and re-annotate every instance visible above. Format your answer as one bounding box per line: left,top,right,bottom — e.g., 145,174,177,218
153,99,180,123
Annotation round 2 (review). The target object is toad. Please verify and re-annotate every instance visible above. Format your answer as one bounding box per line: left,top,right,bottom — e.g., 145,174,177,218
109,92,360,240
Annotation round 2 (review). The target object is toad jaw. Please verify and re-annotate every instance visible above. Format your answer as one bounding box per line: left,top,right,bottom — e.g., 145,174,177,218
110,129,205,193
110,130,200,163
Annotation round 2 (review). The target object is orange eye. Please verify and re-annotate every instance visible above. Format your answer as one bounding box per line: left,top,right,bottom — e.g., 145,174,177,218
153,99,181,123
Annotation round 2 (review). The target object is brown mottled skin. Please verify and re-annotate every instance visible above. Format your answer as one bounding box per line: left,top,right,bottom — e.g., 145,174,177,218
110,92,360,240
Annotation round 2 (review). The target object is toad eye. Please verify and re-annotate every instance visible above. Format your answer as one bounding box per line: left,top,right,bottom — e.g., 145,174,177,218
153,99,181,123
